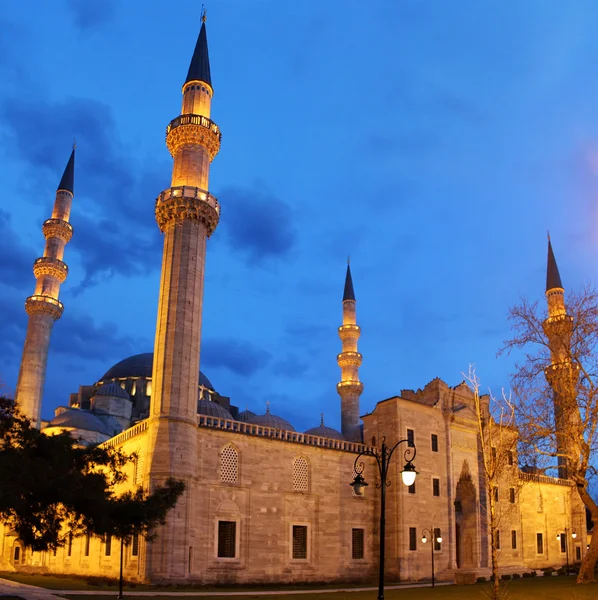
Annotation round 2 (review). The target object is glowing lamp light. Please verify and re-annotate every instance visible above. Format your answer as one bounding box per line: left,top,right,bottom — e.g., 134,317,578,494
436,536,443,544
556,534,561,540
422,535,428,544
572,531,577,539
350,472,369,497
401,462,417,487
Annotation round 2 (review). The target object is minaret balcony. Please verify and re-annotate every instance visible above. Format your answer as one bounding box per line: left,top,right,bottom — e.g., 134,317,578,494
33,257,69,283
337,351,363,368
155,186,220,235
25,294,64,320
336,380,364,395
42,218,73,243
338,324,361,341
166,114,221,160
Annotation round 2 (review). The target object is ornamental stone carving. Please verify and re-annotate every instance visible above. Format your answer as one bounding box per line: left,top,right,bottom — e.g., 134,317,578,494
336,380,364,394
155,187,220,234
337,352,363,368
166,117,221,160
33,257,69,283
42,219,73,243
25,295,64,320
338,324,361,341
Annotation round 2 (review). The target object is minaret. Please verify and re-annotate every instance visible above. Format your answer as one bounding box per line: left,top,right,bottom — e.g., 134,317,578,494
543,236,578,479
15,149,75,428
337,262,363,442
145,11,220,580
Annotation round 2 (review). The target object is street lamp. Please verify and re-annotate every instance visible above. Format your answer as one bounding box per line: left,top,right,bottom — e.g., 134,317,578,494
555,528,577,575
350,436,418,600
421,527,442,587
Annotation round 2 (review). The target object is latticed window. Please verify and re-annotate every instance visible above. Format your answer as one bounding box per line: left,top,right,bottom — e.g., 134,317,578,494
352,528,365,559
293,457,309,492
220,445,239,483
105,534,112,557
218,521,236,558
292,525,308,559
134,450,144,486
132,534,139,557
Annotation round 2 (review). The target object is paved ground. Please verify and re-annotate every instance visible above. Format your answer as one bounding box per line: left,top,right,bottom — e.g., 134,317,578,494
0,578,452,598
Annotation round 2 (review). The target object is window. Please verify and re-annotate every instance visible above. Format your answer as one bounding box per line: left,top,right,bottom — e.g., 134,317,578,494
220,445,239,483
13,546,20,562
507,451,514,466
293,457,309,492
132,534,139,557
105,534,112,556
560,534,566,553
433,478,440,497
537,533,544,554
493,487,499,502
292,525,308,560
434,528,442,552
576,546,581,561
511,530,517,550
509,488,515,503
217,521,236,558
372,436,376,447
431,433,438,452
352,528,364,559
495,530,501,550
407,429,415,448
84,534,90,557
409,527,417,551
67,533,73,557
408,480,416,495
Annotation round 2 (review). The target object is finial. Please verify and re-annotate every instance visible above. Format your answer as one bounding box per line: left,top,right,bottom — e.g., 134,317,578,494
266,400,270,414
320,413,324,426
347,255,350,266
201,4,207,22
72,138,77,150
547,230,551,242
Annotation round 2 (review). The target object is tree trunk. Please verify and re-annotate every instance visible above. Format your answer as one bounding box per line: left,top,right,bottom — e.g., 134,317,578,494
576,484,598,584
489,495,500,600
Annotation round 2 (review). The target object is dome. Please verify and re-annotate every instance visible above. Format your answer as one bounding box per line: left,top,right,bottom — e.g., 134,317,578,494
304,415,345,440
248,404,295,431
47,409,112,436
197,399,233,420
237,408,256,423
100,352,215,390
94,382,130,400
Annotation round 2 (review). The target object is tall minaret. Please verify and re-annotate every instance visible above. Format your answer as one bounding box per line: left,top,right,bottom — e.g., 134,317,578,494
15,149,75,428
543,236,578,479
145,12,220,580
337,262,363,442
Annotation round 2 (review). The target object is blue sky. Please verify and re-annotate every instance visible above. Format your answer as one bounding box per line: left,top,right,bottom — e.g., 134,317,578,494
1,0,598,433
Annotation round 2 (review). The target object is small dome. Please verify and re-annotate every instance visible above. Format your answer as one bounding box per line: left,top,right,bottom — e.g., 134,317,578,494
197,399,233,420
95,382,130,400
248,403,295,431
237,408,256,423
47,409,111,436
305,415,345,440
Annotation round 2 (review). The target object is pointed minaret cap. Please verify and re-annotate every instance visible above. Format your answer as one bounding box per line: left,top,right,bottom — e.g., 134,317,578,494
546,234,563,292
185,12,212,88
57,147,75,194
343,262,355,302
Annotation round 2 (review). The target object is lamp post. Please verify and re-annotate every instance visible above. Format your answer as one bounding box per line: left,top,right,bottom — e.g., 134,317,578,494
421,527,442,587
556,528,577,575
350,436,418,600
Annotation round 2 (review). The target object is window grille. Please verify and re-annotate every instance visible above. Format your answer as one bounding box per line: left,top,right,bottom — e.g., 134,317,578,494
292,525,308,559
293,457,309,492
105,534,112,556
431,433,438,452
511,530,517,549
536,533,544,554
132,534,139,556
134,450,144,486
217,521,236,558
407,429,415,448
409,527,417,551
433,478,440,497
352,528,365,559
220,445,239,483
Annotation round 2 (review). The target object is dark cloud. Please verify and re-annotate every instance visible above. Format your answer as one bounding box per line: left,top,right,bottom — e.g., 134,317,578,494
272,354,310,379
66,0,115,31
284,322,329,351
1,96,168,289
201,337,271,377
216,185,296,264
0,210,37,290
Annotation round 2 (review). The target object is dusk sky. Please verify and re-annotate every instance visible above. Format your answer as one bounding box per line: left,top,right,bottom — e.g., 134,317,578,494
2,1,598,433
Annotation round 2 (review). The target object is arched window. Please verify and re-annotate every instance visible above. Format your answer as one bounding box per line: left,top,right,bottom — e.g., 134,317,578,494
220,445,239,483
293,457,309,492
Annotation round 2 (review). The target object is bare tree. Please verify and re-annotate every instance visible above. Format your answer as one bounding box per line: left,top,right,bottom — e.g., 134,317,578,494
502,286,598,583
464,366,518,600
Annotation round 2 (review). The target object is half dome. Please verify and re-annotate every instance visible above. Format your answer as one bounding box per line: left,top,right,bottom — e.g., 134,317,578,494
237,408,256,423
94,382,130,400
305,415,344,440
47,409,112,436
248,404,295,431
198,399,233,420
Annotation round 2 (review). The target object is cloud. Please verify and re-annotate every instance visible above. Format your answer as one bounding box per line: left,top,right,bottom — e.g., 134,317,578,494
0,210,37,290
66,0,115,31
216,185,296,264
272,354,310,379
1,96,168,289
201,337,272,377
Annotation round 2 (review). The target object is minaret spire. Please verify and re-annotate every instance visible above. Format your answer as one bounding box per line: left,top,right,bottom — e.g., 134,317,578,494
15,149,75,428
337,263,363,442
546,234,563,293
185,10,212,88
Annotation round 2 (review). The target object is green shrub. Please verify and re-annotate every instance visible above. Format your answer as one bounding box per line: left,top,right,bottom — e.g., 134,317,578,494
476,577,487,583
512,573,521,579
557,568,566,576
542,567,555,576
501,574,512,581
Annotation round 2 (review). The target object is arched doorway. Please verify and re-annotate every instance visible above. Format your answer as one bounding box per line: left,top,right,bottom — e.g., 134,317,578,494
454,460,478,569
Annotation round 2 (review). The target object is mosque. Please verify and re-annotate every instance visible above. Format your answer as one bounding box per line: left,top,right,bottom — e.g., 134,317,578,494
0,16,587,585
